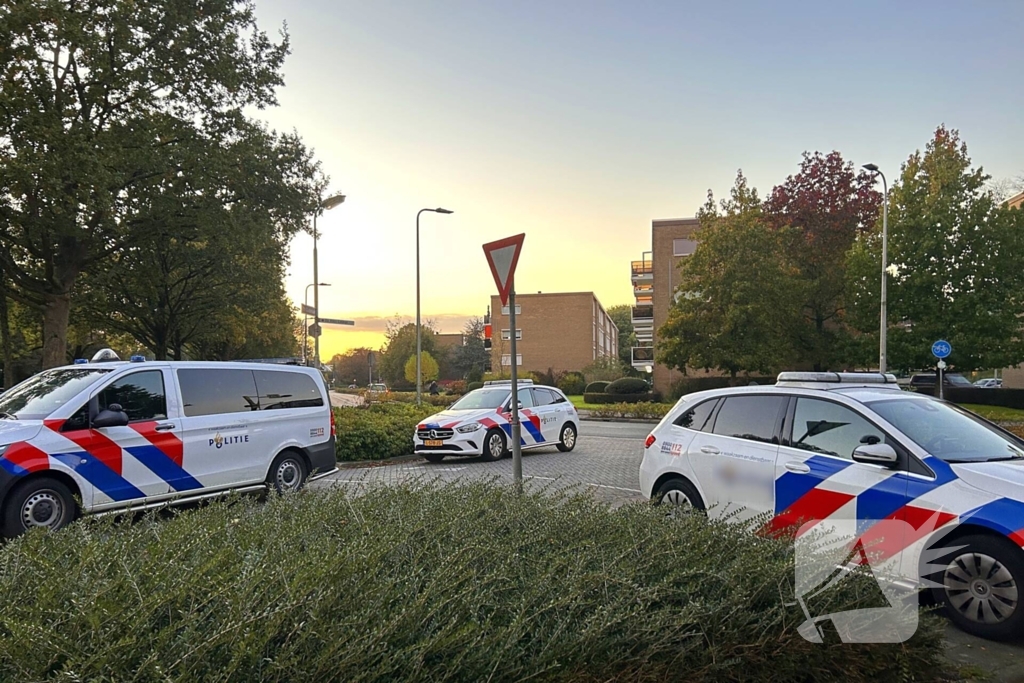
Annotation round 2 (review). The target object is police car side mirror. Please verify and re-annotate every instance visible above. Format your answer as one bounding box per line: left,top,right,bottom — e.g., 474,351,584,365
852,443,898,466
93,404,129,429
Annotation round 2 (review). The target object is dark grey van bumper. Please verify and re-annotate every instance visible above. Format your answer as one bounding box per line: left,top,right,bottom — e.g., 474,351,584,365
305,436,337,478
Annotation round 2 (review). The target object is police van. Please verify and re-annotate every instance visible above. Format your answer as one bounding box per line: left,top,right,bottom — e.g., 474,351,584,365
0,352,337,538
641,372,1024,640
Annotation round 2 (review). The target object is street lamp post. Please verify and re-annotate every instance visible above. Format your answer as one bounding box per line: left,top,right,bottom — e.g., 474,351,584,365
863,164,889,374
415,207,454,405
313,193,346,370
303,282,330,363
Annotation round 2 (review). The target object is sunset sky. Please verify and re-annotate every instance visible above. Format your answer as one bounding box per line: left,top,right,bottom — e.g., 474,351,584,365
251,0,1024,359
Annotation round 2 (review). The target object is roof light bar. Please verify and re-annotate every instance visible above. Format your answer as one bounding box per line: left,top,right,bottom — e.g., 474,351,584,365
776,372,898,384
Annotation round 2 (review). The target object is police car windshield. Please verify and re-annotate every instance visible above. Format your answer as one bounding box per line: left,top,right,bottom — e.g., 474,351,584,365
867,397,1024,463
0,367,112,420
449,388,509,411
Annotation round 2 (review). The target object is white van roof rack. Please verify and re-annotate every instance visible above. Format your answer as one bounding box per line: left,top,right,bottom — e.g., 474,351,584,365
776,372,900,389
483,379,534,386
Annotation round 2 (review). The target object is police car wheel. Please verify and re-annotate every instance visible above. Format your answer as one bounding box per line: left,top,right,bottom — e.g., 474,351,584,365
423,453,446,463
2,477,76,538
556,423,577,452
934,534,1024,641
479,428,507,462
268,452,308,494
654,479,705,515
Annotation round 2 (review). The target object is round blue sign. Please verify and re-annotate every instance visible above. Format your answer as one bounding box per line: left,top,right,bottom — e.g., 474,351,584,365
932,340,951,359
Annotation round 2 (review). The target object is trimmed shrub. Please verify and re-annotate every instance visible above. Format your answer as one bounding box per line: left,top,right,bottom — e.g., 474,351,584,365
584,380,611,394
556,371,586,395
444,380,467,395
606,377,651,395
583,391,661,404
588,402,672,420
0,484,948,682
467,381,484,391
333,403,438,461
946,387,1024,410
670,376,774,400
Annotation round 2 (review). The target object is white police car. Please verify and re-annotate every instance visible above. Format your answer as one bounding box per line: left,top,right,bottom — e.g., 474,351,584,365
0,351,337,538
641,372,1024,640
414,380,579,462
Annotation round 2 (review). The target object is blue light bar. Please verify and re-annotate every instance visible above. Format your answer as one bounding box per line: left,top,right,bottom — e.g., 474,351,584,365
74,359,88,364
130,355,146,363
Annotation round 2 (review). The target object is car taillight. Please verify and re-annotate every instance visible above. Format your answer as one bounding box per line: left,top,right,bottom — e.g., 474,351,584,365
330,410,337,438
645,434,656,449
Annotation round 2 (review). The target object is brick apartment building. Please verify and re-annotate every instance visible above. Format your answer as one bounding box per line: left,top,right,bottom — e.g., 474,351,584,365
630,217,720,396
1008,190,1024,210
434,333,466,350
486,292,618,375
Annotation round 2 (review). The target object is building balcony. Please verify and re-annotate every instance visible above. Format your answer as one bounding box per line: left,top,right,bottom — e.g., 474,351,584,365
631,346,655,368
631,305,653,323
631,260,653,284
633,284,654,299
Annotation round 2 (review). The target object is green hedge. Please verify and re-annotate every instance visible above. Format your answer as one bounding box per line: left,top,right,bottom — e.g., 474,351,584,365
0,484,947,682
467,381,484,391
584,380,610,393
583,391,661,404
556,371,586,395
606,377,650,394
587,402,672,420
670,375,774,400
334,403,439,461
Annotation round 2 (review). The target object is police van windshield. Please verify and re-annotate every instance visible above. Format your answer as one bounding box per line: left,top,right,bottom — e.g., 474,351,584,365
0,368,113,420
450,388,509,411
867,396,1024,463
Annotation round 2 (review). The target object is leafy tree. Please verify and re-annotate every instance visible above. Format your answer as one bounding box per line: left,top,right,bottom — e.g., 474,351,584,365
582,356,628,383
764,152,881,370
0,0,315,367
450,317,490,381
658,172,805,377
847,126,1024,372
378,318,438,388
332,348,374,386
606,304,636,367
405,351,439,384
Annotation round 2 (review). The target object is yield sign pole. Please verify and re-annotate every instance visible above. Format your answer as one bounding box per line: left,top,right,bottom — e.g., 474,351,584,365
483,234,525,490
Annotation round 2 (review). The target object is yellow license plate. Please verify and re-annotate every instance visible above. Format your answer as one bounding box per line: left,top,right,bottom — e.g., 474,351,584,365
424,440,444,447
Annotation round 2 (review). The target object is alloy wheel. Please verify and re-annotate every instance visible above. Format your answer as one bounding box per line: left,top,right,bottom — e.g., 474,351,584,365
944,551,1019,625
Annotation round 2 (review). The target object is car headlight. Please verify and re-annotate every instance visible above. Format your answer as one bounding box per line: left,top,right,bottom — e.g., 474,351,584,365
456,422,483,433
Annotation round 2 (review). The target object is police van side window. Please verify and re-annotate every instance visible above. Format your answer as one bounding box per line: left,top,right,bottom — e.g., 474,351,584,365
674,399,718,432
254,370,324,410
711,396,787,444
99,371,167,422
178,369,260,417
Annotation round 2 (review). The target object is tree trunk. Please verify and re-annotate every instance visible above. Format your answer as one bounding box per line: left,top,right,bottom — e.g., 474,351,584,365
41,291,72,369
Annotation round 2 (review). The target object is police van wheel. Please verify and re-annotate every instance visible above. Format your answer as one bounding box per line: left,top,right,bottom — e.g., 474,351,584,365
268,451,308,495
2,477,77,538
933,534,1024,641
654,478,705,515
556,423,577,452
423,453,446,463
479,429,507,462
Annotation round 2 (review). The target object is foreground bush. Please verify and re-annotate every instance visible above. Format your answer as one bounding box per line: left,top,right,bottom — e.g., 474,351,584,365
588,401,672,419
0,484,949,682
333,403,438,460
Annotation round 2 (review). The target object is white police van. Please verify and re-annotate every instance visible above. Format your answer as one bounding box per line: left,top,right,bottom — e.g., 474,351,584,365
0,351,337,538
641,372,1024,640
413,380,579,462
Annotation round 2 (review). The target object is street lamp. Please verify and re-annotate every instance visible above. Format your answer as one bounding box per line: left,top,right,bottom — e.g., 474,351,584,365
416,207,454,405
313,193,346,370
863,163,889,374
303,282,331,363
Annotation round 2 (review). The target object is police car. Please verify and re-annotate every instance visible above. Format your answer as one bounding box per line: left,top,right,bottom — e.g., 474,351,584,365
641,372,1024,640
414,380,579,463
0,351,337,538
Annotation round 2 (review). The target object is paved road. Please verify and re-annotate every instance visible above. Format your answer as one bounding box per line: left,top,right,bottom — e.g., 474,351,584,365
315,419,1024,680
329,391,363,408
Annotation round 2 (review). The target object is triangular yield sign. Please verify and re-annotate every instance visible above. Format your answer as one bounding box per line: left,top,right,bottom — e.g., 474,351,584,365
482,233,525,306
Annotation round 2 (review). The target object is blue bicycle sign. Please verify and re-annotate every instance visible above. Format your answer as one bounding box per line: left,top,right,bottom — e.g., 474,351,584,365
931,340,951,359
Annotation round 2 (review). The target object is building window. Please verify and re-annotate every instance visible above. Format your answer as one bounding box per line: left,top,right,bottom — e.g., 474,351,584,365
500,304,521,315
500,354,523,366
500,329,522,341
673,238,697,256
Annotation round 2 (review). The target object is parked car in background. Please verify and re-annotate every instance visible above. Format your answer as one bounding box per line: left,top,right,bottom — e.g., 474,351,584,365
974,378,1003,388
641,371,1024,641
413,380,578,463
0,351,337,538
367,383,389,400
908,372,973,391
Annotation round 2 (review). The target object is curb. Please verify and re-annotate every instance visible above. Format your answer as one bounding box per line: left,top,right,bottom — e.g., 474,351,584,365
581,416,661,424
